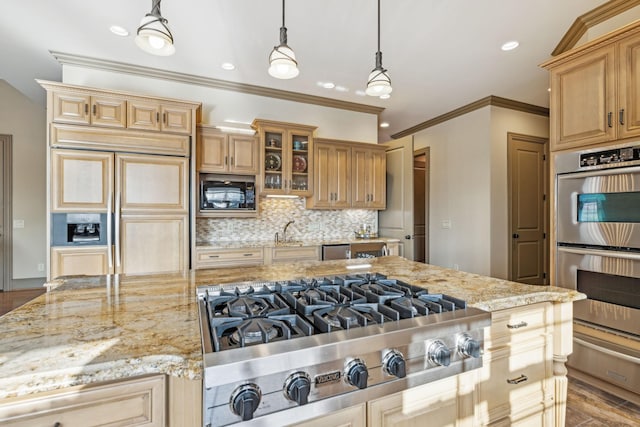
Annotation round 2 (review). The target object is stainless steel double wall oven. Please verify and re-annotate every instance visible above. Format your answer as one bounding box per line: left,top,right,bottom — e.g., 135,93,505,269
555,142,640,397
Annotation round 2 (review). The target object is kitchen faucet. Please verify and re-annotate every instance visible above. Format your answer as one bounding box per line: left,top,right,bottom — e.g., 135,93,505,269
275,220,295,243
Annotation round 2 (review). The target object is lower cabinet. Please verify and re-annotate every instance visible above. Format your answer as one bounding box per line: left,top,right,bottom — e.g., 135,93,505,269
268,246,321,264
289,403,366,427
195,247,265,269
0,375,165,427
50,246,110,278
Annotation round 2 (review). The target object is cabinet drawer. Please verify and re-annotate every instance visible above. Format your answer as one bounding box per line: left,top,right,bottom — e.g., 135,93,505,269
478,339,551,423
487,303,549,348
196,248,264,269
271,246,320,263
0,375,164,427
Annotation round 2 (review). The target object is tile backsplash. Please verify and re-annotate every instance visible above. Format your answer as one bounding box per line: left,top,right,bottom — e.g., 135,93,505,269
196,198,378,243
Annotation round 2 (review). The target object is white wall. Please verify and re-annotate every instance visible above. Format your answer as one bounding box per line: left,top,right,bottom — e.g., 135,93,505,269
0,80,47,282
412,105,549,279
62,65,379,143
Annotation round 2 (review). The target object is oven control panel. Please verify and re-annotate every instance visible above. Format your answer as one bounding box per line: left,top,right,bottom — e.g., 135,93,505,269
579,145,640,168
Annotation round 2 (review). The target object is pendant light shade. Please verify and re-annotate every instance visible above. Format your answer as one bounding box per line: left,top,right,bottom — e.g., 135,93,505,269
135,0,175,56
268,0,299,79
366,0,392,96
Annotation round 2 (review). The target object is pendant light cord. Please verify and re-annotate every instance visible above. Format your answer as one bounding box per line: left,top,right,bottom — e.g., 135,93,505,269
377,0,381,53
282,0,286,28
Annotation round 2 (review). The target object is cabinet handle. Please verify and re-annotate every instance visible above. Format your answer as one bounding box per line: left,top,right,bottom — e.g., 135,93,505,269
54,423,62,427
92,104,97,116
224,156,228,165
507,374,528,385
156,112,160,123
620,109,625,125
607,112,613,127
84,103,89,114
507,321,528,329
163,112,167,124
230,156,234,166
207,255,220,258
243,253,254,257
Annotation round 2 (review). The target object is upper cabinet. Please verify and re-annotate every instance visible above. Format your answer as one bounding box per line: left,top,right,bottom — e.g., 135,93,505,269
197,125,258,174
307,138,386,210
39,80,199,136
543,24,640,151
252,119,316,197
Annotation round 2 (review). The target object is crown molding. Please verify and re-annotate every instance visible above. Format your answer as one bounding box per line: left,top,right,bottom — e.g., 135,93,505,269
50,51,385,116
391,96,549,139
551,0,640,56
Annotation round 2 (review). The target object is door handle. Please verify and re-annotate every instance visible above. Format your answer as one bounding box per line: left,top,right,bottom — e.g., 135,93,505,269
405,235,412,240
513,233,519,238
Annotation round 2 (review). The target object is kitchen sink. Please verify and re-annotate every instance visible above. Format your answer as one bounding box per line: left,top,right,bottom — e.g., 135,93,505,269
274,240,305,247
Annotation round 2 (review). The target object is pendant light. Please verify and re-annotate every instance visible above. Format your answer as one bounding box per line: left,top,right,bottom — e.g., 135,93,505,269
135,0,175,56
268,0,299,79
366,0,392,96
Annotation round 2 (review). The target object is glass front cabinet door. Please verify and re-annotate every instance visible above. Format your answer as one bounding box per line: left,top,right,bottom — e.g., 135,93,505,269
252,119,316,197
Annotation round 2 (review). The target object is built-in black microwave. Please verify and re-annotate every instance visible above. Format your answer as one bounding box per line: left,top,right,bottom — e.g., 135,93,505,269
199,174,256,211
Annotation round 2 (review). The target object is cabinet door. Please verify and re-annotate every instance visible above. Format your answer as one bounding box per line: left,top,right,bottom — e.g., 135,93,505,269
91,96,127,128
618,32,640,139
549,46,616,150
229,134,259,174
312,142,335,208
118,215,187,275
50,246,111,278
368,374,475,427
368,148,387,209
332,144,351,208
288,403,366,427
51,91,91,124
51,149,113,212
160,104,192,134
288,128,313,196
127,100,161,132
117,154,188,213
198,131,228,172
263,127,286,194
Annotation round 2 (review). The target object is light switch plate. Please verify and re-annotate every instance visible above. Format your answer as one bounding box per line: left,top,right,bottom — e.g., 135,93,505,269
13,219,24,229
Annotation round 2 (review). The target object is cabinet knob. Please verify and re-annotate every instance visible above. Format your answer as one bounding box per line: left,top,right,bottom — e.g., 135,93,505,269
513,233,519,238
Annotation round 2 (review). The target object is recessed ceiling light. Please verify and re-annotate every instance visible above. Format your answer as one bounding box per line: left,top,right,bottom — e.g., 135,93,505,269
322,82,336,89
110,25,129,37
547,87,551,92
355,90,367,96
221,62,236,70
335,86,348,92
501,40,519,51
379,93,391,99
380,122,390,128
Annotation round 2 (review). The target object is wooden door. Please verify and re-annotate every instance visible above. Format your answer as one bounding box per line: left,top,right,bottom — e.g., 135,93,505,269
116,154,188,213
197,130,228,172
351,147,369,207
618,32,640,139
51,91,91,124
50,246,110,278
118,215,188,275
413,151,427,263
549,46,616,150
368,148,386,209
312,142,333,208
287,127,313,196
379,136,414,260
332,144,351,208
508,133,548,285
50,149,113,212
228,134,258,174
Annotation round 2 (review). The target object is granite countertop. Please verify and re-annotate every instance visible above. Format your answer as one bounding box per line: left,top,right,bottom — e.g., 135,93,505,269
0,256,585,401
195,237,401,249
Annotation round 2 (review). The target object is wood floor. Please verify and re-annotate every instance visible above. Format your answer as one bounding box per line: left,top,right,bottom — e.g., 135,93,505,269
1,290,639,425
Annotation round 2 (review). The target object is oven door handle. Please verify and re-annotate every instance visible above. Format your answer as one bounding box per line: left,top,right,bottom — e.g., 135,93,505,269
574,337,640,364
558,165,640,180
557,245,640,261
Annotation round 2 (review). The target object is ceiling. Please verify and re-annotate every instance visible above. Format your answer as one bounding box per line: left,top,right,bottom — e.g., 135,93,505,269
1,0,610,141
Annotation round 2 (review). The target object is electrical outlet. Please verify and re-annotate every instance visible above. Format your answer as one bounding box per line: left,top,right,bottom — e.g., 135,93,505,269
13,219,24,229
37,263,45,272
453,264,460,270
441,220,451,229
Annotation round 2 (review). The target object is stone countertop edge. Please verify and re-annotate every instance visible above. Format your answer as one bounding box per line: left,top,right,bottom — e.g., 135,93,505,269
195,237,401,249
0,256,585,401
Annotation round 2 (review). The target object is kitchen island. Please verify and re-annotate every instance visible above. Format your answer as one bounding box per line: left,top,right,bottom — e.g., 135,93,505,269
0,256,585,426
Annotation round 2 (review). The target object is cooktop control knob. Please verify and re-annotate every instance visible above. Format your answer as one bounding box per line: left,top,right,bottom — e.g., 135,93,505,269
346,358,369,389
428,340,451,367
230,383,261,422
457,333,481,358
284,372,312,405
383,349,407,378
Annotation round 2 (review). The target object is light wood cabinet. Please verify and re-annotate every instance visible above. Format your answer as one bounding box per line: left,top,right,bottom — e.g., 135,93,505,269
197,125,258,174
268,245,320,263
252,119,316,197
352,146,386,209
544,24,640,151
0,375,165,427
308,139,386,210
308,140,351,208
289,403,366,427
51,91,127,128
368,373,477,427
128,99,192,134
477,303,554,426
50,246,110,278
195,247,264,269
